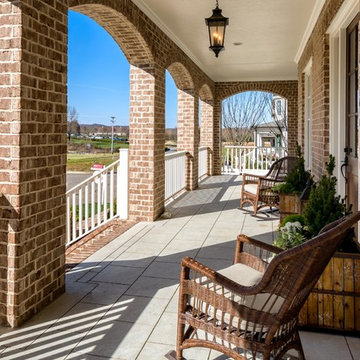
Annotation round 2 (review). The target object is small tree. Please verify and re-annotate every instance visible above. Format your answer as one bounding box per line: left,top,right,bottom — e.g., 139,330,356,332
67,106,80,140
302,155,347,237
222,91,273,144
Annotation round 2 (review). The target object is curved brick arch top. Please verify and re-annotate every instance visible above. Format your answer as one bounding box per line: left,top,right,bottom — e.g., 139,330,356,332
167,62,194,91
216,81,298,102
199,83,214,103
69,2,154,66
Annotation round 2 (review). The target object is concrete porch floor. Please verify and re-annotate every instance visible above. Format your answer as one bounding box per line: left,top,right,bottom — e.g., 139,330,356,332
0,175,359,360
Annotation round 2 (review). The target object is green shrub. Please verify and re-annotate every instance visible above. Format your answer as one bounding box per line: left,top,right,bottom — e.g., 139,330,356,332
279,214,305,228
302,155,348,237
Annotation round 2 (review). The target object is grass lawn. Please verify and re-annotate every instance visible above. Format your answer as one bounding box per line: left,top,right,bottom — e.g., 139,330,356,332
67,153,119,172
69,138,129,150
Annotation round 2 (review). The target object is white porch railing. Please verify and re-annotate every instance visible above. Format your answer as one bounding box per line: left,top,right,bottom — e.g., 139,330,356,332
165,150,187,201
198,146,208,180
66,149,128,246
222,146,287,174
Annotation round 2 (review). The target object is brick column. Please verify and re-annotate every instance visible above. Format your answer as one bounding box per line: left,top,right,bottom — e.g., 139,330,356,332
129,64,165,221
200,100,215,175
177,90,199,190
287,91,298,157
0,0,67,327
212,98,222,175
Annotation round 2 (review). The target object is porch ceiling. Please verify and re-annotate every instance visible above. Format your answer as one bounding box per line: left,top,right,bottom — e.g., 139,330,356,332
133,0,322,82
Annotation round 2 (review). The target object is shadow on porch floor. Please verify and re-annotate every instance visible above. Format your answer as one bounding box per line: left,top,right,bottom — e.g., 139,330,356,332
0,175,358,359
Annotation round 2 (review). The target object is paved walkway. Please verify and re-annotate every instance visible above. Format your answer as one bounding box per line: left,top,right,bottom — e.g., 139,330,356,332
0,175,359,359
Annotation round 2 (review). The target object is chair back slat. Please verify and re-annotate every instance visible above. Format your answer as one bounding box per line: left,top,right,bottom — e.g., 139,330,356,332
266,156,297,181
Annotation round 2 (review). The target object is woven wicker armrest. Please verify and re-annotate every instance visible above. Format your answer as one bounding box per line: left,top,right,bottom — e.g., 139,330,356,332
181,257,259,296
242,173,262,184
234,235,283,272
258,177,283,189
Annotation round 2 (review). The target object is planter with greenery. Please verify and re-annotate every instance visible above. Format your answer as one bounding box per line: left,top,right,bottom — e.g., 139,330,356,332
274,155,360,332
276,146,312,221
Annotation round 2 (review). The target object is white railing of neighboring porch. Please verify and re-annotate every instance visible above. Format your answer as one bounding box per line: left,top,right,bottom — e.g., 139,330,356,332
222,146,286,174
198,146,208,180
66,149,128,246
165,150,187,201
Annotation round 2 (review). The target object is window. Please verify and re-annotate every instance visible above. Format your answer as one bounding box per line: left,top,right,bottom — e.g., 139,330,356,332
276,100,282,116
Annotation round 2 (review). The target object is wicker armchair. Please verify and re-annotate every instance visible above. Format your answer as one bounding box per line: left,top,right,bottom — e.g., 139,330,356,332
169,212,360,360
240,156,298,215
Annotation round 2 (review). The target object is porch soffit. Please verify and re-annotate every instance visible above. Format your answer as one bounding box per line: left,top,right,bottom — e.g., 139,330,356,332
132,0,323,82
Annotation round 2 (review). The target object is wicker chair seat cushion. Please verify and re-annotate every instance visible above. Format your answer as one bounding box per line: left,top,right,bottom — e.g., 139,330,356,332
243,184,258,195
195,263,284,333
218,263,284,314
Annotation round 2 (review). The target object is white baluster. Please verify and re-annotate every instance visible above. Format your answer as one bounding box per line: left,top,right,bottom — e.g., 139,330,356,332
85,184,89,232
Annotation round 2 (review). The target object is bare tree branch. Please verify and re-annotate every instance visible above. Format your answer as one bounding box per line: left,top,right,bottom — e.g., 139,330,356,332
67,106,80,140
222,92,273,144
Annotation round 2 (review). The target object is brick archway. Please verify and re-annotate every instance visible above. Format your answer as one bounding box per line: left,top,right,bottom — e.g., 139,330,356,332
167,62,194,91
216,80,297,101
69,1,154,66
215,81,298,156
199,83,214,103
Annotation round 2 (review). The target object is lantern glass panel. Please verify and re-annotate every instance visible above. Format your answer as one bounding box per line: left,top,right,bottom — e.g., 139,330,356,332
209,23,225,47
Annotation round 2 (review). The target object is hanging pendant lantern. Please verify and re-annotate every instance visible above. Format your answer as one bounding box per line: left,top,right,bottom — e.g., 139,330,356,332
205,0,229,57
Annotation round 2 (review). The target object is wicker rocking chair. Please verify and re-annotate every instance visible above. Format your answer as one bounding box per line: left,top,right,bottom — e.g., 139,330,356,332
240,156,297,215
168,212,360,360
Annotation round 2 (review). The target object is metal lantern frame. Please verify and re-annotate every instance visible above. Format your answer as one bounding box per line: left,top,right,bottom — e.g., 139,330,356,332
205,0,229,57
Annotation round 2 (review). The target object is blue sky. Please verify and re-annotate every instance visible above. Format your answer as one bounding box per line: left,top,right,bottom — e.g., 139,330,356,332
68,10,178,128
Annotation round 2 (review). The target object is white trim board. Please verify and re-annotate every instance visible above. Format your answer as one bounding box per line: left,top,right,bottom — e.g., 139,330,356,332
132,0,209,78
327,0,359,35
294,0,326,64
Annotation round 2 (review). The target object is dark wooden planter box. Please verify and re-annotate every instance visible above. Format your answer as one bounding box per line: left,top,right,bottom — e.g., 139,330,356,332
279,194,308,222
299,251,360,332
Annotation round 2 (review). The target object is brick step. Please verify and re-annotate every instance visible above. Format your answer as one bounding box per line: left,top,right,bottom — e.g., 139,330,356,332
66,219,136,270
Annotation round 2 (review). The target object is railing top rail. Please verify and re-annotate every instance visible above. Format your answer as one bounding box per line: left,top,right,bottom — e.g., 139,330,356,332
223,145,286,150
198,146,208,151
165,150,188,160
66,159,121,195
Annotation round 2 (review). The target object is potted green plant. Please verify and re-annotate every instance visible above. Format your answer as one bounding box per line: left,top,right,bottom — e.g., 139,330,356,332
274,155,360,332
299,155,360,332
276,145,312,221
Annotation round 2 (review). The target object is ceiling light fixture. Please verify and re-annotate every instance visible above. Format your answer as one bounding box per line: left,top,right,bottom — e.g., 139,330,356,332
205,0,229,58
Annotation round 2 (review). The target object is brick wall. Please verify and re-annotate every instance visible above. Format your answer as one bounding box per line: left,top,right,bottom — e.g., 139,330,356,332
298,73,306,152
0,0,67,327
297,0,345,179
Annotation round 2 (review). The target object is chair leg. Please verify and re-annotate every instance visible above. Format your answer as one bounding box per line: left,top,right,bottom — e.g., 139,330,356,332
176,322,185,360
253,198,259,215
295,332,305,360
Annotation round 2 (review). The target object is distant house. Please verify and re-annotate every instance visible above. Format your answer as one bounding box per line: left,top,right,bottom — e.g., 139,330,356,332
253,96,287,148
